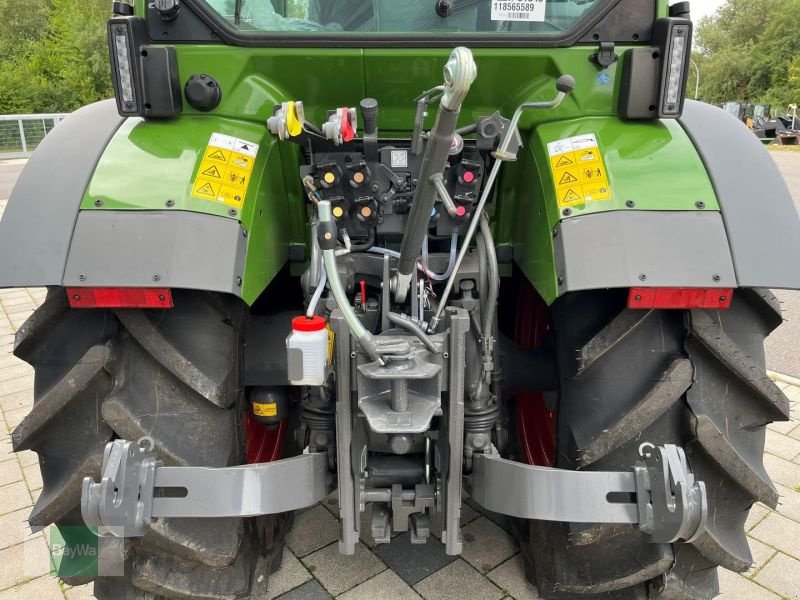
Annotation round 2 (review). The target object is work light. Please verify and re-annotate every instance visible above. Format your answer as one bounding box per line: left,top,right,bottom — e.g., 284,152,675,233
108,17,145,116
657,18,692,118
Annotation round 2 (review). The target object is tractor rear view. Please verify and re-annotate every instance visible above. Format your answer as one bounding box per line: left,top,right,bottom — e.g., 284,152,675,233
2,0,800,598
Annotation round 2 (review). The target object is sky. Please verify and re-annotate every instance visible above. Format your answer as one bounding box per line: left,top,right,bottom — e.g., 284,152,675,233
688,0,727,22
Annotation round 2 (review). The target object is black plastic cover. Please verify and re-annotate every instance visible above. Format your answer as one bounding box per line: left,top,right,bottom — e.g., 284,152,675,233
108,16,182,119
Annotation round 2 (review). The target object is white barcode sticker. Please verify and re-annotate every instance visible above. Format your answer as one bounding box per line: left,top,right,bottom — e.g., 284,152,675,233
491,0,546,22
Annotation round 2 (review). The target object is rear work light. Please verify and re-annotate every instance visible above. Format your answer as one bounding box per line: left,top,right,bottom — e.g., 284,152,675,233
66,287,173,309
628,288,733,310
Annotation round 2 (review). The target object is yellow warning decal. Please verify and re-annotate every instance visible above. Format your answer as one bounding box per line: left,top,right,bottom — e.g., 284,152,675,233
547,134,613,210
192,133,260,210
253,402,278,417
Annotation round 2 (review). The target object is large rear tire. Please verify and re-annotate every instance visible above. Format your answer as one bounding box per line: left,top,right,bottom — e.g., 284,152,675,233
11,289,293,599
509,286,790,599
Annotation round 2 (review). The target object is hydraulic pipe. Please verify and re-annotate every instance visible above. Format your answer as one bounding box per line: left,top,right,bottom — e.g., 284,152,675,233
317,201,383,365
387,312,439,354
396,48,477,302
429,75,576,332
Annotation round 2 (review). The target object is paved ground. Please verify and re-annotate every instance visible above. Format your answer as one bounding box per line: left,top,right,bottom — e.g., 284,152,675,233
764,152,800,378
1,153,800,599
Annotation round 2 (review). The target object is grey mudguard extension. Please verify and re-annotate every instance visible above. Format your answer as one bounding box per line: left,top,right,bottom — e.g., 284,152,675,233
554,211,737,293
63,210,246,294
679,100,800,290
0,100,125,286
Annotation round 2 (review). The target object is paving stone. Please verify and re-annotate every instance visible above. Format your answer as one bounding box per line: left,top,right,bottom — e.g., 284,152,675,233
3,407,28,430
0,390,33,413
0,575,64,600
763,453,800,490
338,569,421,600
430,501,480,541
0,435,12,462
22,464,41,492
746,503,772,531
0,378,33,402
789,425,800,443
0,296,35,308
274,579,332,600
16,452,38,468
0,508,39,551
745,536,777,576
414,558,503,600
718,568,779,599
0,537,52,590
266,548,311,600
0,364,32,384
0,458,23,487
488,554,541,600
64,583,94,599
301,542,385,596
750,511,800,559
373,531,457,585
0,289,30,300
460,517,516,573
465,498,513,534
285,505,340,558
768,420,798,436
0,481,32,516
754,552,800,599
775,484,800,524
765,429,800,461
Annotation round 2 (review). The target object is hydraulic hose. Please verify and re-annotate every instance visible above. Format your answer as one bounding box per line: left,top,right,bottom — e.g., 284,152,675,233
429,75,576,332
478,216,499,341
306,266,327,318
317,201,383,365
396,47,477,301
421,232,458,281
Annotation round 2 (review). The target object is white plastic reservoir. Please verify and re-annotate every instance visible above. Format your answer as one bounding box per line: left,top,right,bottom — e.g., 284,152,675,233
286,315,329,386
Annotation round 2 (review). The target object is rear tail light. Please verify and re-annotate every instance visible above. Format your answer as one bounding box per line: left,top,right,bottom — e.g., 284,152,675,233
66,287,173,309
628,288,733,310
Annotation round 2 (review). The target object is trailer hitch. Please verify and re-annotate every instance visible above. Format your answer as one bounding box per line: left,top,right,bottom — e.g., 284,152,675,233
81,437,330,537
471,443,708,544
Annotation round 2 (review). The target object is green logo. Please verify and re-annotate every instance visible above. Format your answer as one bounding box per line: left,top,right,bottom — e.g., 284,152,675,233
49,526,99,578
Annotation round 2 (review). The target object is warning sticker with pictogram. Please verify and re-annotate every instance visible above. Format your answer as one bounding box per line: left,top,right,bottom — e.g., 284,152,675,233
547,133,613,209
192,133,260,210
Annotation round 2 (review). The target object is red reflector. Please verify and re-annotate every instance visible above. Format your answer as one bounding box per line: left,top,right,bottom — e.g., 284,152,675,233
66,287,173,309
628,288,733,310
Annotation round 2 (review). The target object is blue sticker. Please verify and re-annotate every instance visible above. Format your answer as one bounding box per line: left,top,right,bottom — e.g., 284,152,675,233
596,72,610,86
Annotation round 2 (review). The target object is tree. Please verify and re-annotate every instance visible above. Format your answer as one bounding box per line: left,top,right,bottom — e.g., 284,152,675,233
693,0,800,109
0,0,112,113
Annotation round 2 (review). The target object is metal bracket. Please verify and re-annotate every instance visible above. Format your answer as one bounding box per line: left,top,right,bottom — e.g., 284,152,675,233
591,42,618,68
471,443,707,544
634,443,708,543
81,437,331,537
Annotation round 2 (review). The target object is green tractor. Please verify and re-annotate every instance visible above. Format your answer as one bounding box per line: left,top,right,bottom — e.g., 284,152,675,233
2,0,800,598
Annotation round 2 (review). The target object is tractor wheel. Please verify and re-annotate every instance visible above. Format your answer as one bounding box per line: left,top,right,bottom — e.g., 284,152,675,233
11,289,293,599
508,285,790,600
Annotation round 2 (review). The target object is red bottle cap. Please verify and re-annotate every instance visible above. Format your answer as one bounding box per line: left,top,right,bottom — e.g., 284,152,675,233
292,315,327,332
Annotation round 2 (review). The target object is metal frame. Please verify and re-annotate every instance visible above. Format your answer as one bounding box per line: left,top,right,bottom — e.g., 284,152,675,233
0,113,69,159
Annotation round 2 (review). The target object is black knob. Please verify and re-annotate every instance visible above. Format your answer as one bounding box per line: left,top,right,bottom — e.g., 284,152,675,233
360,98,379,135
154,0,180,21
185,74,221,112
556,75,576,94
